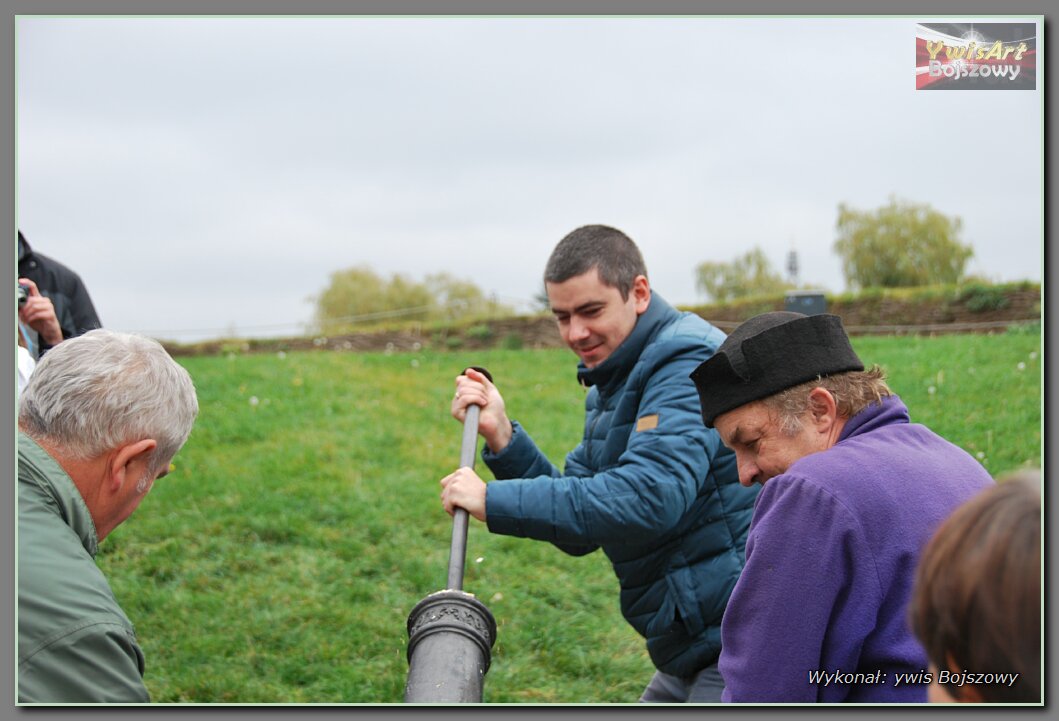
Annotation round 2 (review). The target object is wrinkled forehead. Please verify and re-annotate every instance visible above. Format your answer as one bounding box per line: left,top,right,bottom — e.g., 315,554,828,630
714,401,772,444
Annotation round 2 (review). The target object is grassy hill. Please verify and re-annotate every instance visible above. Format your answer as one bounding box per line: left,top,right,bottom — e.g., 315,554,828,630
101,328,1041,703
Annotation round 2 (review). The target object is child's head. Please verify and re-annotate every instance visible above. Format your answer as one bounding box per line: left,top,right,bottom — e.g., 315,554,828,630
910,470,1041,703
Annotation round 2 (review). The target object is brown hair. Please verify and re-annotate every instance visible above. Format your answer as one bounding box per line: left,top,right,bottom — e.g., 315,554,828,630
762,366,892,435
910,471,1041,702
544,225,647,300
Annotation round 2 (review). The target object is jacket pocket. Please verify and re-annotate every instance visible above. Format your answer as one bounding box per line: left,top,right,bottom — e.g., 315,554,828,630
642,591,679,639
665,557,706,638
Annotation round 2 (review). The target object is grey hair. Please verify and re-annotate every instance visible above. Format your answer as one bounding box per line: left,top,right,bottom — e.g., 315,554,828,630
544,225,647,300
19,329,198,473
763,367,893,435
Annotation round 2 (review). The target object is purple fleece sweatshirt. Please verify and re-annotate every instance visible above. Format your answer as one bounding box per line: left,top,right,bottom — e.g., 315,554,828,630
719,395,994,703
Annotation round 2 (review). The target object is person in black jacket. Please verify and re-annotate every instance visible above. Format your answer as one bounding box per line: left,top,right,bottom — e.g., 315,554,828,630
18,230,102,356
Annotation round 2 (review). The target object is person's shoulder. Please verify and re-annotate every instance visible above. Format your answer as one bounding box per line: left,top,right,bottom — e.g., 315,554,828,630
741,474,847,558
19,515,129,626
642,311,725,368
759,467,837,502
19,540,137,683
28,250,88,287
669,309,721,337
779,441,885,503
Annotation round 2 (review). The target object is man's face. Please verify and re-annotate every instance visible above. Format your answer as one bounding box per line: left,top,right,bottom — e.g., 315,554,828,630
714,401,828,487
546,268,649,368
99,459,170,541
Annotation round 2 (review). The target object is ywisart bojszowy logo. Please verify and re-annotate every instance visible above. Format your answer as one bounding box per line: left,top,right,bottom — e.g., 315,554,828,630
915,23,1036,90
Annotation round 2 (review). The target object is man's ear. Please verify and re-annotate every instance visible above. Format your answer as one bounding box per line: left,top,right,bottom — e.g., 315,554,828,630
632,275,651,314
107,439,158,492
806,387,839,432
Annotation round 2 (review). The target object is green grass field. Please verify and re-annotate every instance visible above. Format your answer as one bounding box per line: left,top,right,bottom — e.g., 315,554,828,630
97,329,1042,703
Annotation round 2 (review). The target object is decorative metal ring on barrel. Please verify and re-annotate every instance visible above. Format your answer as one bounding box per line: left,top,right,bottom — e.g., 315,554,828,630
404,590,497,702
404,366,498,703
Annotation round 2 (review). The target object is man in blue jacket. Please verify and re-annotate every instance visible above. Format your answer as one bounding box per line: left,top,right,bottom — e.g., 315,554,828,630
440,225,758,702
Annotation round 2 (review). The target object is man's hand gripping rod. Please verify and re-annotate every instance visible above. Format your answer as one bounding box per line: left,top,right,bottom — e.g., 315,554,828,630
447,366,492,591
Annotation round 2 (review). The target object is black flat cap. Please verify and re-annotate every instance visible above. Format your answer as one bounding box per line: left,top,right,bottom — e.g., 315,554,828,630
690,312,863,427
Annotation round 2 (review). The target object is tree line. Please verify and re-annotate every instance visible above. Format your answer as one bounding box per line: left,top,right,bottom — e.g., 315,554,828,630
313,197,979,328
311,267,514,332
697,197,976,302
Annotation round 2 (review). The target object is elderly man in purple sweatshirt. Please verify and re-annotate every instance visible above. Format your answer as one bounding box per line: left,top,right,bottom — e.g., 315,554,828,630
689,312,993,703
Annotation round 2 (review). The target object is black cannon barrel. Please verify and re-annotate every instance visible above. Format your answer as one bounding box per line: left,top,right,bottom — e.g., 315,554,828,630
404,590,497,703
404,366,497,703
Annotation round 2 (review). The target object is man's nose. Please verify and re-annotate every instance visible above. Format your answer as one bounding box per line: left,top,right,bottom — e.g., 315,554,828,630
568,317,590,342
737,456,759,487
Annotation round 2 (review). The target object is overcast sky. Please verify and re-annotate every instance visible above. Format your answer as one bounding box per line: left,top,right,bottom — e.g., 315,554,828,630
16,16,1042,342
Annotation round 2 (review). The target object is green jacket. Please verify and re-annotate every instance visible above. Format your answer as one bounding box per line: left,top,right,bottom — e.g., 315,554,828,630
17,433,150,703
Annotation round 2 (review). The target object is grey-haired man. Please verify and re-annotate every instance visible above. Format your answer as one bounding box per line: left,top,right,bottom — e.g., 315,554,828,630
18,329,198,703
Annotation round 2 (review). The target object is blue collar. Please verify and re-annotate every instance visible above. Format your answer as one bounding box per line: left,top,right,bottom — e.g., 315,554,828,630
576,292,676,393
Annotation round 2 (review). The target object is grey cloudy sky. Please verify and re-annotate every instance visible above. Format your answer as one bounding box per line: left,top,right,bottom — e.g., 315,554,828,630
16,16,1042,342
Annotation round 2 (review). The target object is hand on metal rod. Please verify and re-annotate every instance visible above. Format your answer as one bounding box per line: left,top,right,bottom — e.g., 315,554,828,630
440,467,488,522
450,366,512,454
440,367,493,591
441,366,498,522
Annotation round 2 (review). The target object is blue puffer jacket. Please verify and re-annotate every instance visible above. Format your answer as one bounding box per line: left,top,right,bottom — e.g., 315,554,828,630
483,293,759,676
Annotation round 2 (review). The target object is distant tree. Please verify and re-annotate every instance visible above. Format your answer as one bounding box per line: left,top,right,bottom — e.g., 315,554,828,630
312,266,512,331
695,247,792,303
313,266,432,330
833,197,973,289
424,272,507,321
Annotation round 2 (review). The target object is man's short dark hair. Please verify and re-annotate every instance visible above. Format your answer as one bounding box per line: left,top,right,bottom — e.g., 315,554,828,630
544,225,647,300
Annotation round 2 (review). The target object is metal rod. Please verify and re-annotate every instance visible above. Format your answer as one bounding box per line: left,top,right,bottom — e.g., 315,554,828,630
446,403,481,590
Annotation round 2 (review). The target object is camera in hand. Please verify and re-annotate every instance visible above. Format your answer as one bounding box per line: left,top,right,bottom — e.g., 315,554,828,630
18,283,29,306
